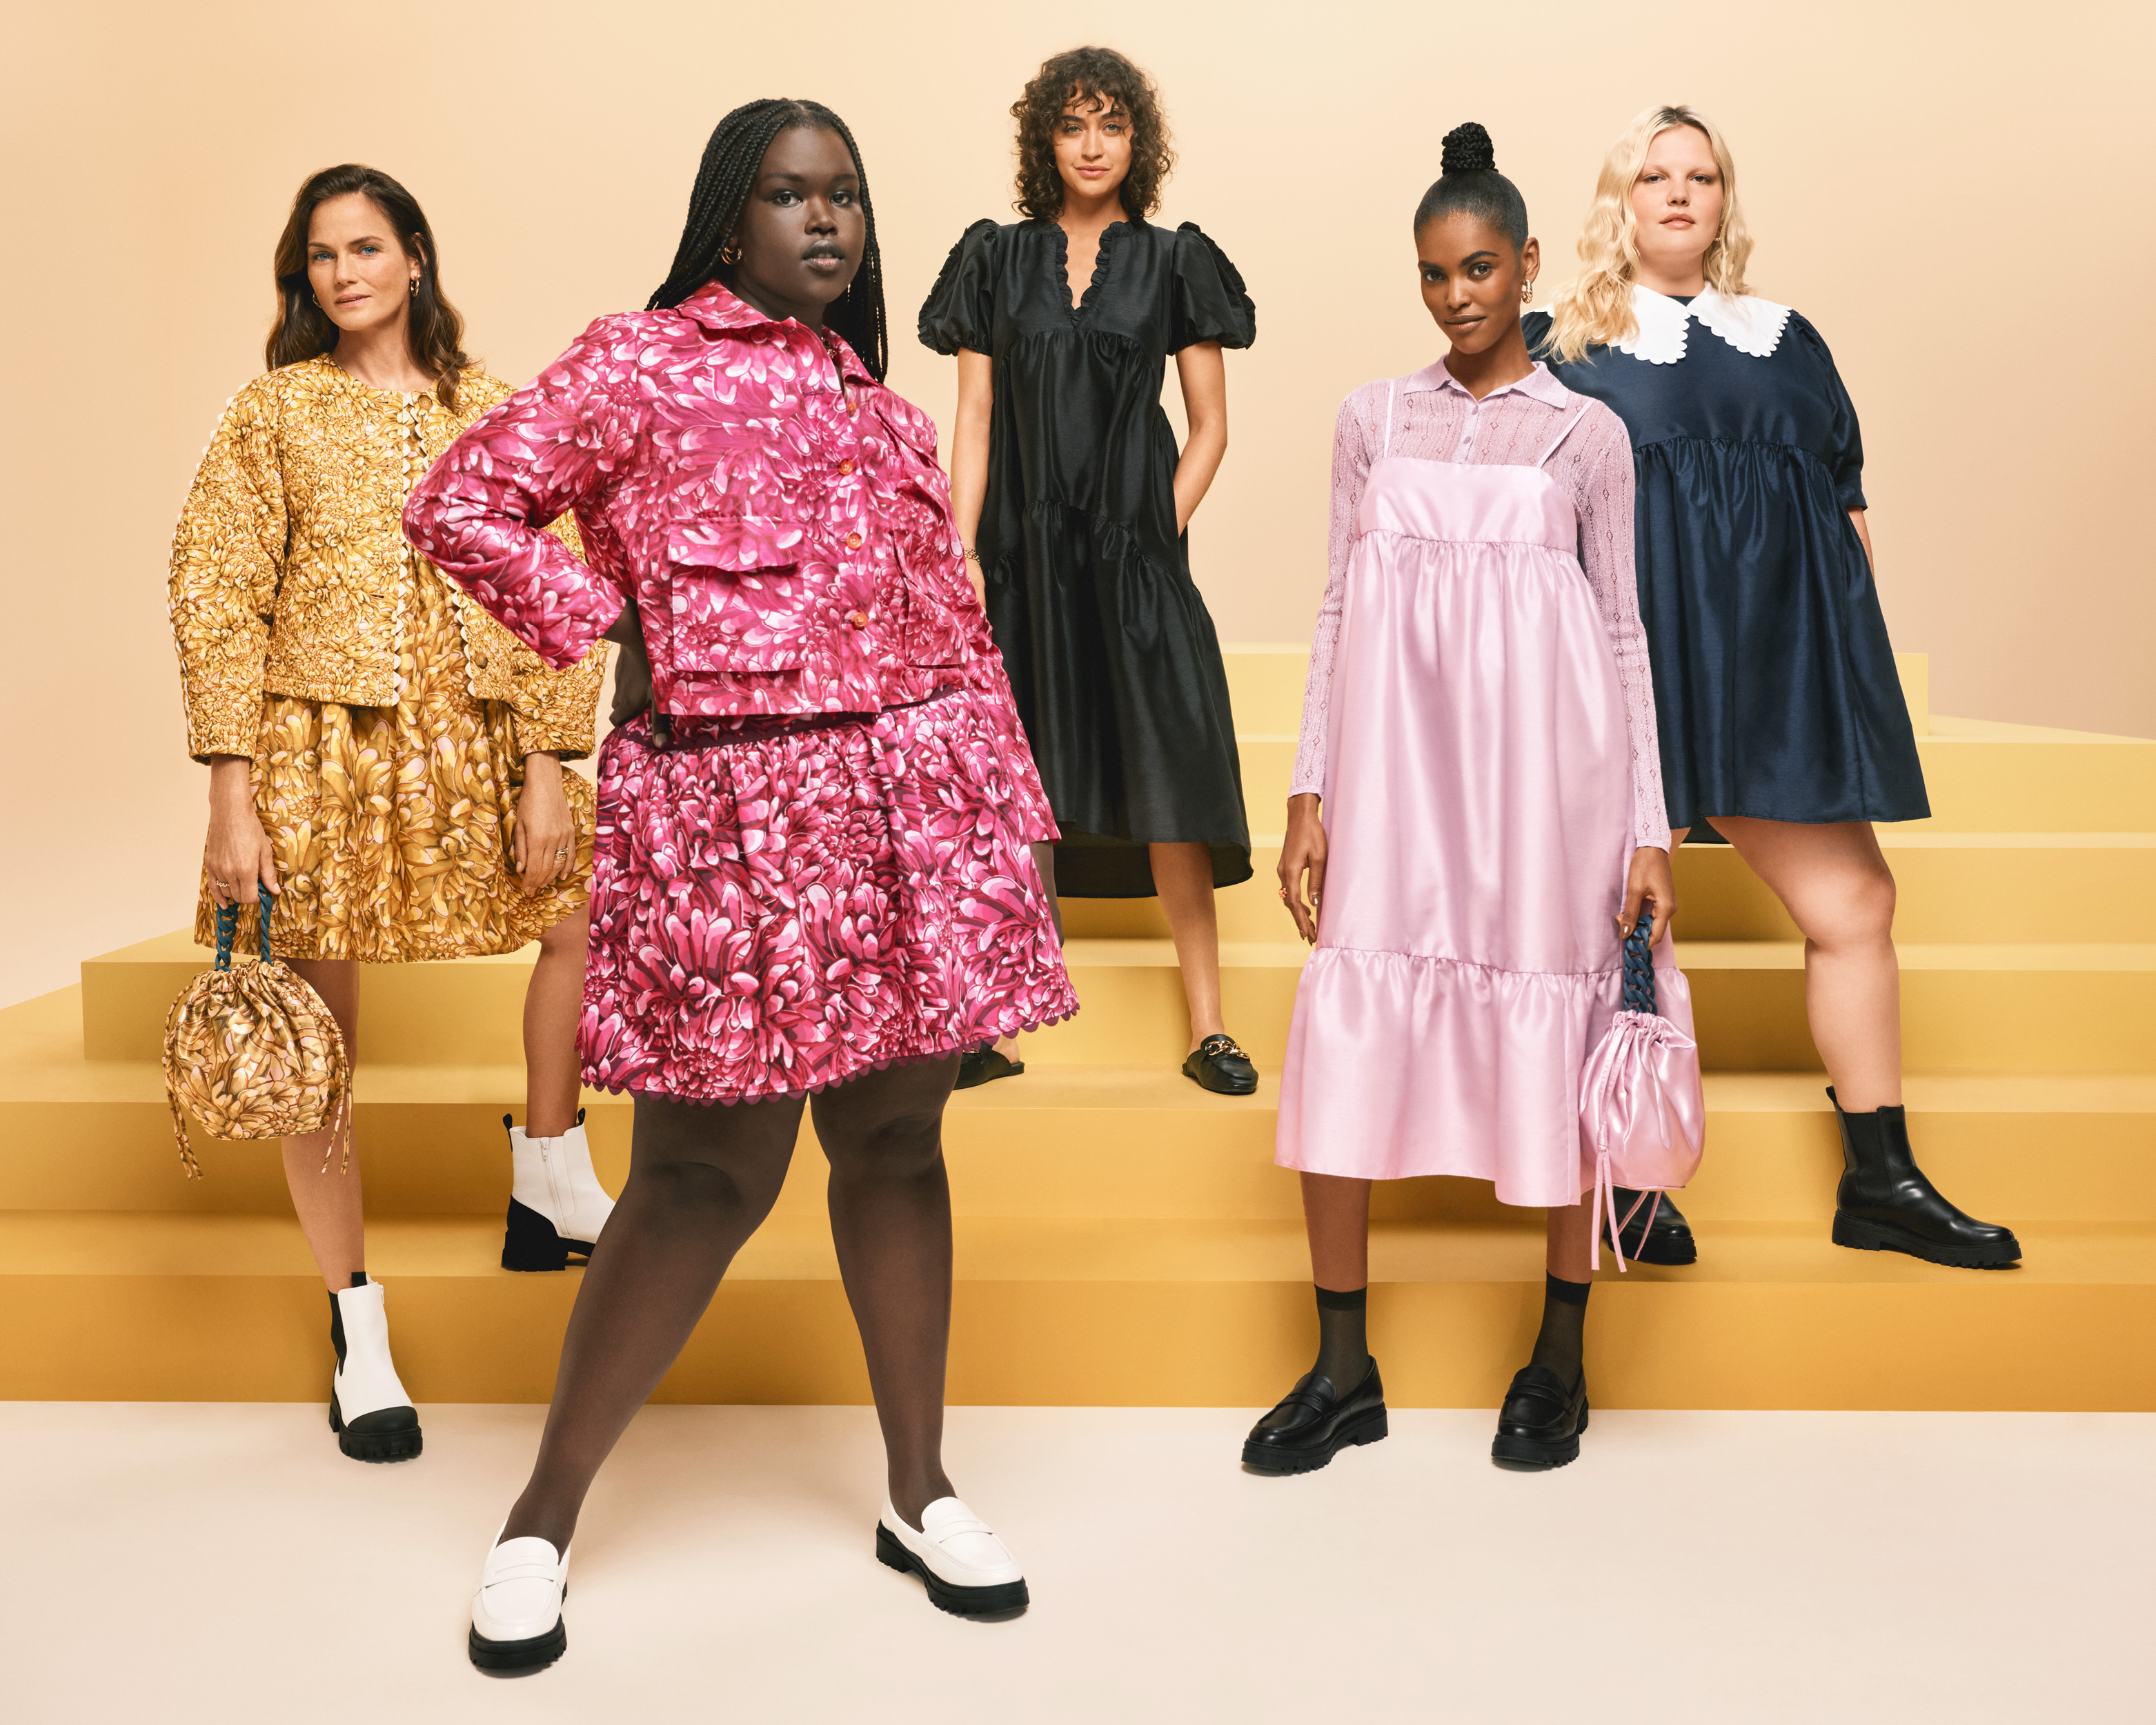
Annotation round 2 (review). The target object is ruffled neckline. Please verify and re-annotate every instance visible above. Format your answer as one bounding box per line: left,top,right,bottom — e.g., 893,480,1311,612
1049,219,1130,319
1614,284,1794,365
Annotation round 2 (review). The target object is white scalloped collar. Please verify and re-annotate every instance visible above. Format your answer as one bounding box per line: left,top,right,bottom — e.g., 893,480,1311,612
1613,284,1794,365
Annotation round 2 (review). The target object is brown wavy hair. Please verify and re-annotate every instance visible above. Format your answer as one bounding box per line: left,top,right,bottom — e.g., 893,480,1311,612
266,164,471,410
1011,46,1175,221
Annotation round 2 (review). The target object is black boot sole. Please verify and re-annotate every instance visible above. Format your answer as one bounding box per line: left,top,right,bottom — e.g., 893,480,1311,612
329,1393,424,1462
1608,1234,1697,1266
501,1197,595,1272
1241,1405,1389,1475
875,1524,1029,1616
1832,1212,2021,1269
468,1615,566,1673
1490,1401,1588,1471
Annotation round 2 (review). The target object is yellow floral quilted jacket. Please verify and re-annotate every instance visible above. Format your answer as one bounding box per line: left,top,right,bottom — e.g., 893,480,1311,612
169,355,604,762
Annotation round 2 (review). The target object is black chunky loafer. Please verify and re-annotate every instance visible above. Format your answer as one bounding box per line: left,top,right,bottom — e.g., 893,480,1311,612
1490,1365,1588,1470
1242,1358,1387,1474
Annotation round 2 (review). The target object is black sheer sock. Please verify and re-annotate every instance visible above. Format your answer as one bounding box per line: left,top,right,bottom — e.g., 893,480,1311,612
1312,1284,1371,1390
1527,1272,1590,1387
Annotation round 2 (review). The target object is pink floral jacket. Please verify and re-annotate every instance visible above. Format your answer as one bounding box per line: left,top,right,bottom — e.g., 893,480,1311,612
403,282,997,720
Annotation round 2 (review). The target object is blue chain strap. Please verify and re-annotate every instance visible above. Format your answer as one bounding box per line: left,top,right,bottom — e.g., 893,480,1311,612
1619,910,1658,1016
212,885,277,972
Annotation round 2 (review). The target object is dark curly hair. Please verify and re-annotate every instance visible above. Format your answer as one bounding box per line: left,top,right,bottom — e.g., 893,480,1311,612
267,164,471,410
1011,46,1175,221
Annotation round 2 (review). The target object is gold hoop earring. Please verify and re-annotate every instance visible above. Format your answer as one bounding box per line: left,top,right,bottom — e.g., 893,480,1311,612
1521,280,1534,304
408,278,419,298
720,241,744,266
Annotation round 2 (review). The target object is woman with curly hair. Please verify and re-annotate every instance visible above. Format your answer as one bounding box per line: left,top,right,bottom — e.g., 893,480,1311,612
920,44,1261,1095
1527,107,2018,1271
408,99,1072,1668
169,164,610,1468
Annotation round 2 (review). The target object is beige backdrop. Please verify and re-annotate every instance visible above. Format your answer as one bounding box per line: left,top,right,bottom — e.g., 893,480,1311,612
3,0,2150,1004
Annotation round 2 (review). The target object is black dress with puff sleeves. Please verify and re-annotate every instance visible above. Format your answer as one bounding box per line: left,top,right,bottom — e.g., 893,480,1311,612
920,218,1256,897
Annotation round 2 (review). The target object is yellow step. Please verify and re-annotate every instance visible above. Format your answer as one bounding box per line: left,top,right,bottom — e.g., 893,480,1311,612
1063,832,2156,944
1,1210,2147,1410
75,929,2156,1074
13,981,2150,1224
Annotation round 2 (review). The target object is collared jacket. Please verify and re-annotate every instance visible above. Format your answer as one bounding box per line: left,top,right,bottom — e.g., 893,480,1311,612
402,282,1001,722
169,355,604,763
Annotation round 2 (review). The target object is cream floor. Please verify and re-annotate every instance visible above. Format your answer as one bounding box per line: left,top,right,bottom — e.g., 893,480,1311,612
5,1401,2144,1724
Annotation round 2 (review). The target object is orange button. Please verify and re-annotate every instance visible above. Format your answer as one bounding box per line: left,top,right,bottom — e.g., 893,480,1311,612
838,458,855,476
845,533,863,551
847,610,870,629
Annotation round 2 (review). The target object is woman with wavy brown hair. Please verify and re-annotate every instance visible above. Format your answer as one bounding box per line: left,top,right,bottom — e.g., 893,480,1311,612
921,45,1261,1095
168,164,612,1464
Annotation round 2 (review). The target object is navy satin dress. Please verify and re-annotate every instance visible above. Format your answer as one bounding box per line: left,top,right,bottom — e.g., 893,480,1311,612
920,218,1256,897
1527,298,1928,837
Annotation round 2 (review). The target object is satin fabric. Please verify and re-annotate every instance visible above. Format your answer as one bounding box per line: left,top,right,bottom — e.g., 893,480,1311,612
1527,306,1928,834
918,219,1256,896
1276,443,1694,1206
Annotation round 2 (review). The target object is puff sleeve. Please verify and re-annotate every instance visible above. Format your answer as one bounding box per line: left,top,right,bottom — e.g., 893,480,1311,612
169,376,286,762
916,219,1001,356
1794,314,1867,513
1167,223,1256,353
404,317,641,670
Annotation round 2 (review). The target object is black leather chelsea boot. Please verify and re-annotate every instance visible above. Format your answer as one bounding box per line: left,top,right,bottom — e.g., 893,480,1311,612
1828,1088,2021,1269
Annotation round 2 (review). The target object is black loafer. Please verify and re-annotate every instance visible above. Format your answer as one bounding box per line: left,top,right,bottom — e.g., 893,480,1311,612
956,1044,1024,1090
1242,1357,1387,1474
1183,1033,1258,1095
1490,1364,1588,1470
1608,1187,1698,1265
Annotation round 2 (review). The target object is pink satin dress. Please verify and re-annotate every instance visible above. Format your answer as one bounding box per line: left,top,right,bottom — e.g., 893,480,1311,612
1276,382,1694,1208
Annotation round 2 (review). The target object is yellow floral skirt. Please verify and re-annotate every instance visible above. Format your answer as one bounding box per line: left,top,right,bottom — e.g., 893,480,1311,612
198,580,595,964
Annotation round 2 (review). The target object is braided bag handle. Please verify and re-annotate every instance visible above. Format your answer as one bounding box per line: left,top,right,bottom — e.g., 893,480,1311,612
1620,911,1657,1016
161,887,351,1178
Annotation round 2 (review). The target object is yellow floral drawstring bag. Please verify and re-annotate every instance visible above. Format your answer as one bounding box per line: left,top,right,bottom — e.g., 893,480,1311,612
162,885,351,1176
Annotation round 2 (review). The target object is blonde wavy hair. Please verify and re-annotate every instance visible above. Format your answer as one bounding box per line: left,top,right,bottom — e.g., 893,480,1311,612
1541,105,1754,364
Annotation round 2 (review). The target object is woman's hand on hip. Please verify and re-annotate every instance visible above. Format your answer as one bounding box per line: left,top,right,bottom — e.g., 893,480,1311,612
515,753,575,894
204,755,278,909
1278,793,1327,945
1618,845,1677,948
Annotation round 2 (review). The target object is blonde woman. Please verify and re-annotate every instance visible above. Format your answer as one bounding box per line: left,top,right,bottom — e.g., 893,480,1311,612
170,164,612,1462
1528,107,2017,1270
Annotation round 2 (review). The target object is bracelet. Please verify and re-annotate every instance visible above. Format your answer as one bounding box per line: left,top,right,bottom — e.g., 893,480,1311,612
962,546,980,564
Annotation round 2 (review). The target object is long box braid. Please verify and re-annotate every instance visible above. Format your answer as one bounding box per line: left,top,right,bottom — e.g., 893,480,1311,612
649,97,888,382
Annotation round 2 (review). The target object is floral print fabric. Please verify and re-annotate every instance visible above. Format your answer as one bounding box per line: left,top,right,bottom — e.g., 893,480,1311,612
198,564,594,963
405,281,1072,1101
170,355,604,762
403,282,1003,731
584,690,1073,1104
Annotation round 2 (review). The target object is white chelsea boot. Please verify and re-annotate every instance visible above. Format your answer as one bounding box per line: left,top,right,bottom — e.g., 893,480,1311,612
502,1110,616,1272
328,1274,422,1461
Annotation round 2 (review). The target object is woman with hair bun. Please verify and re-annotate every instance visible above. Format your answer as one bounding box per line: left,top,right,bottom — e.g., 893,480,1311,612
169,164,610,1467
920,44,1261,1096
1247,124,1682,1477
408,99,1071,1668
1530,106,2018,1270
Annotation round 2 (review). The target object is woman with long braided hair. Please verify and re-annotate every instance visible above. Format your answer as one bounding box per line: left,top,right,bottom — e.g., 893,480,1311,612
408,99,1071,1667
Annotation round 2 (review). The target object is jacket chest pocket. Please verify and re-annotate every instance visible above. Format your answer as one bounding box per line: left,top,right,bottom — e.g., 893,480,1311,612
664,518,821,675
891,535,971,669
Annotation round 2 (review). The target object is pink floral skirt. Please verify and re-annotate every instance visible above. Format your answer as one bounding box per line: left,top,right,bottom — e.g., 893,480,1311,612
580,687,1075,1104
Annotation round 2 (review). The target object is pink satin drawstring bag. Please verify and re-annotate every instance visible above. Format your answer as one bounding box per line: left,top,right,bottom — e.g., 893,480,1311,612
1581,915,1705,1270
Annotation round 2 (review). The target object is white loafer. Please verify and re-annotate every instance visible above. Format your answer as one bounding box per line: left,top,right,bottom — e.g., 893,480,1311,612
468,1527,569,1671
876,1496,1029,1615
328,1274,421,1462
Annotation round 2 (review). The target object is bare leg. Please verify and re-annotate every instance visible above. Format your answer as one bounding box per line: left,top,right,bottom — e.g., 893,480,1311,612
281,958,364,1291
522,906,589,1138
1545,1193,1594,1281
1712,817,1902,1109
810,1058,965,1525
1151,840,1224,1052
500,1090,805,1552
1300,1172,1372,1290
